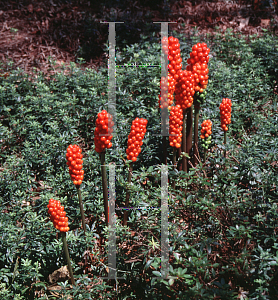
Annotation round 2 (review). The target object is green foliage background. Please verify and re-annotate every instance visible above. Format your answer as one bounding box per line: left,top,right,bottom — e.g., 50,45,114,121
0,27,278,299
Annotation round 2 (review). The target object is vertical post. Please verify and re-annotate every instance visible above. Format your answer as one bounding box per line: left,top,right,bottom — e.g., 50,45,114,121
160,23,169,164
108,163,116,279
161,165,169,279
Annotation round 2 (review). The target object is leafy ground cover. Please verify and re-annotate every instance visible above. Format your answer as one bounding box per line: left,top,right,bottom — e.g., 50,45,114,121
0,27,278,299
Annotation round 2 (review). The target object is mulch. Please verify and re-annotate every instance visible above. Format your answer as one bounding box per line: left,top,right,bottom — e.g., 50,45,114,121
0,0,277,76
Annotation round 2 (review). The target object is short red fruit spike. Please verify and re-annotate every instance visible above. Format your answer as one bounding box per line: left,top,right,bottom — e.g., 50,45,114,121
126,118,148,162
47,199,70,232
94,110,114,153
66,144,84,186
175,70,196,110
169,105,183,148
186,43,210,92
220,98,232,131
200,119,212,139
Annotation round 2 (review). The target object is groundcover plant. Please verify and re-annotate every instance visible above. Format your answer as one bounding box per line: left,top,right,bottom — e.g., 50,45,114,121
0,27,277,299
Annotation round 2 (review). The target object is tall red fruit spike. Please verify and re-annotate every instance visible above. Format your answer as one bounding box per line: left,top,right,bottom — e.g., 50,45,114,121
169,105,183,148
66,144,84,186
220,98,232,131
47,199,70,232
94,110,114,153
162,36,183,84
126,118,148,162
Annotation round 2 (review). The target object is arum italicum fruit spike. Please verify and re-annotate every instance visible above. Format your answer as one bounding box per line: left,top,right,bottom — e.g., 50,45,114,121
200,119,212,162
220,98,232,157
47,199,75,285
124,118,147,226
66,144,86,233
94,110,114,226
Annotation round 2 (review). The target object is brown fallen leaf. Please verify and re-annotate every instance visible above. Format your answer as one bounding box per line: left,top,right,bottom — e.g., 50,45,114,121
261,19,270,27
48,266,70,284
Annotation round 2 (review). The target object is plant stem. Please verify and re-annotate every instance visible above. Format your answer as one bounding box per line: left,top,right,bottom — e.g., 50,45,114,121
177,147,182,171
123,162,133,226
181,110,187,172
100,152,109,226
186,106,193,170
171,148,176,189
204,148,207,162
193,103,200,167
224,131,227,158
76,186,86,234
61,232,75,286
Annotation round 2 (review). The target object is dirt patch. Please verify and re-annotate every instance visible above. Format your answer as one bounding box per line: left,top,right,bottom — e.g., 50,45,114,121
0,0,277,76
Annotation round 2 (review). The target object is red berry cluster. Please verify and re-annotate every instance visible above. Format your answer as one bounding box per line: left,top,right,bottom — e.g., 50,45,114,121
47,199,69,232
162,36,182,83
187,43,210,92
126,118,148,162
94,110,114,153
187,43,210,67
169,105,183,148
220,98,232,131
66,144,84,186
175,70,196,110
191,62,209,92
200,119,212,139
159,74,175,110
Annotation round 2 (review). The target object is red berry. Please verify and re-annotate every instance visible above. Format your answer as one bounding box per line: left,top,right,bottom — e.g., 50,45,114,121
126,118,148,162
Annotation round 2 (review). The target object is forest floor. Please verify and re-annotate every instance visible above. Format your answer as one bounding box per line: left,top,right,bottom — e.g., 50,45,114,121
0,0,277,76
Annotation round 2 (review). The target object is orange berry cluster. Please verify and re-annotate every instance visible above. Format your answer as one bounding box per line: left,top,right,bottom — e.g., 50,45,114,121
169,105,183,148
175,70,196,110
200,119,212,139
220,98,232,131
159,73,175,110
126,118,148,162
162,36,182,83
47,199,69,232
66,144,84,186
191,62,209,92
187,43,210,92
187,43,210,67
94,110,114,153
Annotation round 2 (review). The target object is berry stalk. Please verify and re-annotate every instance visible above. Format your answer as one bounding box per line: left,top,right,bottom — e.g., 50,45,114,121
186,106,193,169
100,152,109,226
224,131,227,158
61,232,75,286
76,186,86,234
171,148,177,189
123,162,133,226
181,111,187,172
193,103,200,166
